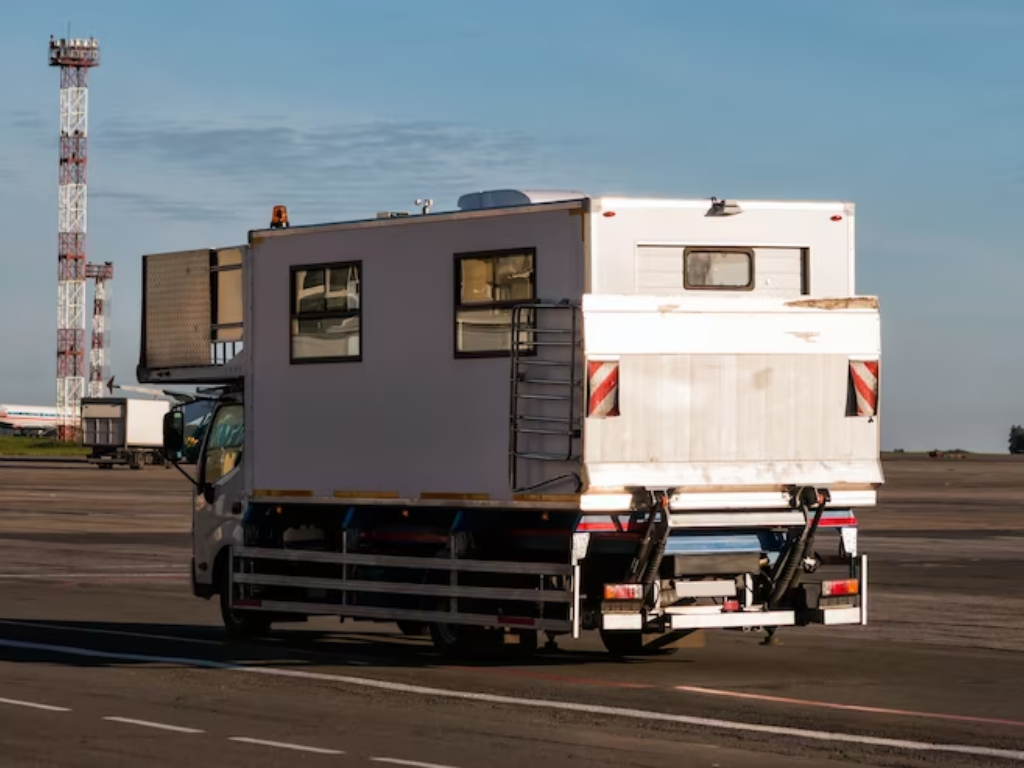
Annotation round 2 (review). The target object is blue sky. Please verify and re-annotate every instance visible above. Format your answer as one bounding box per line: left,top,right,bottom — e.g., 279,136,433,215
1,0,1021,451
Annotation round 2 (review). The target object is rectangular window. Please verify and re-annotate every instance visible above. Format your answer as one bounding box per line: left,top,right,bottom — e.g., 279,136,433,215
290,261,362,363
683,248,754,290
454,248,536,357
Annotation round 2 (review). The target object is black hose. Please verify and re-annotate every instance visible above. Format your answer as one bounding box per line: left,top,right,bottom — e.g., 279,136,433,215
768,491,827,609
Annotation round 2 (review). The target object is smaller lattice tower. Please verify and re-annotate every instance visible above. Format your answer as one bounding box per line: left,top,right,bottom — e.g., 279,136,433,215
85,262,113,398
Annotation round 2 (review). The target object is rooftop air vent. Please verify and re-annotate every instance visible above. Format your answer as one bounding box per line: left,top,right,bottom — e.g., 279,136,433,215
456,189,586,212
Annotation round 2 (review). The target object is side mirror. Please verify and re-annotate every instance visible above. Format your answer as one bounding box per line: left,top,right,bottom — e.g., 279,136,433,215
163,410,185,459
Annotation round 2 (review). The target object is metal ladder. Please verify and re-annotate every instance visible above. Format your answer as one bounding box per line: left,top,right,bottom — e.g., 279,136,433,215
508,301,583,493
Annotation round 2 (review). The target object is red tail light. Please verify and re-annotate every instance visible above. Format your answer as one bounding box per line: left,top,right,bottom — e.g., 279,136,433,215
822,579,859,597
604,583,643,600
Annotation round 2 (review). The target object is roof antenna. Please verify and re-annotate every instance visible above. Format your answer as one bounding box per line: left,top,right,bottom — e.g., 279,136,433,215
415,198,433,215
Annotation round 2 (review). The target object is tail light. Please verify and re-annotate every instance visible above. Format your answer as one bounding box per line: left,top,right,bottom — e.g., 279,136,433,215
822,579,859,597
604,583,643,600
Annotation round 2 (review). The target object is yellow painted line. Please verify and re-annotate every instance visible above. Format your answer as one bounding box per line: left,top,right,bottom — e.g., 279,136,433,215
418,492,490,501
513,494,580,503
252,489,314,498
333,490,400,499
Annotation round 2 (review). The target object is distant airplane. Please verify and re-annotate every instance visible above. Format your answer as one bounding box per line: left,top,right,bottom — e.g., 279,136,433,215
0,404,59,436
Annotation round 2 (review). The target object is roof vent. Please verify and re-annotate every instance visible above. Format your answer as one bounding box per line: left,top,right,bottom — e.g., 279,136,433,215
457,189,586,212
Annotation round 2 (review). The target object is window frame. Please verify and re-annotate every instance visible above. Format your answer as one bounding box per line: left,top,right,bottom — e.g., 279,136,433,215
682,247,755,291
289,260,363,364
452,247,538,359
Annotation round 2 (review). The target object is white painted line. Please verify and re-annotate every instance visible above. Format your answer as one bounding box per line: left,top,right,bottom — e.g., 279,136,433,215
0,696,71,712
104,716,204,734
0,638,1020,763
0,619,223,647
676,685,1024,728
229,737,344,755
372,758,458,768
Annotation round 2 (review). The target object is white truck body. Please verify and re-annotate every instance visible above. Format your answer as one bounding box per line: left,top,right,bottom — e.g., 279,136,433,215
81,397,171,468
140,191,880,652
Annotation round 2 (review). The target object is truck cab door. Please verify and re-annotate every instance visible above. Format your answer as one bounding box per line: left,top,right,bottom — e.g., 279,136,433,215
192,403,246,594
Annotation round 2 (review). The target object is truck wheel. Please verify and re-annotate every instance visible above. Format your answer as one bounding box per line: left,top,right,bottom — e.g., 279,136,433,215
426,534,501,656
397,621,429,637
218,563,271,640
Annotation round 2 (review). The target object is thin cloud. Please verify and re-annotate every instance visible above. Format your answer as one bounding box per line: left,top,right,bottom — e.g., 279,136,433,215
92,116,573,221
4,109,48,134
90,189,241,223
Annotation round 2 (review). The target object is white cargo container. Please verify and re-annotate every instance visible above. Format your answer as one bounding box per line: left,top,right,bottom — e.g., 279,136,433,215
81,397,171,469
144,191,881,656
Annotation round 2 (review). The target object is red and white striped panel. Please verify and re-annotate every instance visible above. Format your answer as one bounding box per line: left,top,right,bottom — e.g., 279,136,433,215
587,360,620,418
849,360,879,417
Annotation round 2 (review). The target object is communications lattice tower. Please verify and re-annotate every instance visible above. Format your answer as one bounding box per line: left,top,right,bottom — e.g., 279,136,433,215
86,262,113,398
49,35,100,440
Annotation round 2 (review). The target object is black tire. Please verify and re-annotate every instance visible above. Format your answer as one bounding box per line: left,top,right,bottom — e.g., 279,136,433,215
600,630,645,656
218,557,272,640
397,621,429,637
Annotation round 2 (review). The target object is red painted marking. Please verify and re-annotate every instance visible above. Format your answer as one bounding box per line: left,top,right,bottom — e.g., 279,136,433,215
676,685,1024,728
818,517,858,527
587,361,620,417
852,373,876,410
850,360,879,416
576,522,618,532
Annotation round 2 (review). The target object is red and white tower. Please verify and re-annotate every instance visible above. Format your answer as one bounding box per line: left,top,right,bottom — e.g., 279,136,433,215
86,262,113,398
49,35,100,440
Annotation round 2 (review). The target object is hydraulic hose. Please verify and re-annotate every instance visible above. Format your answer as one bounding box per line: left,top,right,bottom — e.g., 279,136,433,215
768,488,827,609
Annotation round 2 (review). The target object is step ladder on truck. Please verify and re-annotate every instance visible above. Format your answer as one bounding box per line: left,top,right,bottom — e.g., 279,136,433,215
142,191,881,656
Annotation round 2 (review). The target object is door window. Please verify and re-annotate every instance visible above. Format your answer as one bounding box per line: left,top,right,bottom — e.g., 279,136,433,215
202,404,244,486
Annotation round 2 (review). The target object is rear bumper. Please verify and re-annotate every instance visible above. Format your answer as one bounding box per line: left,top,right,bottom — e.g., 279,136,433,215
601,554,868,633
580,489,877,514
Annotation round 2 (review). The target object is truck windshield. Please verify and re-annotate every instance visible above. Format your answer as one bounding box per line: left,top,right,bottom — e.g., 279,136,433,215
203,404,244,486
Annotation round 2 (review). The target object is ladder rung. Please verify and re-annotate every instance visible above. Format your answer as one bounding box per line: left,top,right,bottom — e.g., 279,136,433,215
514,453,581,462
517,394,574,402
518,378,577,386
515,415,578,425
515,428,578,437
515,359,572,367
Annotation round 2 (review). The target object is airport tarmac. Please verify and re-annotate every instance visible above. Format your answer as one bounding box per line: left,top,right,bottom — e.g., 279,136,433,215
0,456,1022,767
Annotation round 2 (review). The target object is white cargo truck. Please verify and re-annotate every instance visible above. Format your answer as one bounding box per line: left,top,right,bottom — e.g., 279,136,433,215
81,397,171,469
143,191,882,656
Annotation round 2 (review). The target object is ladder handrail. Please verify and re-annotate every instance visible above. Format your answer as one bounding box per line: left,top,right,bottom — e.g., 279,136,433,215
508,301,583,492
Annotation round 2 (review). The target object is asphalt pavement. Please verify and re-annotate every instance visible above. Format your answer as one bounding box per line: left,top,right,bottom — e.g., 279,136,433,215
0,458,1022,767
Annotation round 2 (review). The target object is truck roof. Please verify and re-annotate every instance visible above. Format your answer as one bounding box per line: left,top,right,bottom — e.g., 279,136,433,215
247,190,853,243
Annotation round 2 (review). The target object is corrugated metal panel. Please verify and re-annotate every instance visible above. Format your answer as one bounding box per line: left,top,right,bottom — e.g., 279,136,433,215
143,249,213,369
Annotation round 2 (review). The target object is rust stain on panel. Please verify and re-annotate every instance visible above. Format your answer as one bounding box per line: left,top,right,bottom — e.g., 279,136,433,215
785,297,879,310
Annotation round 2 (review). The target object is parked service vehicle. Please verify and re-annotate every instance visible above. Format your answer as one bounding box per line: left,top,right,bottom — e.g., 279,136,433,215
81,397,171,469
143,191,881,656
